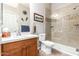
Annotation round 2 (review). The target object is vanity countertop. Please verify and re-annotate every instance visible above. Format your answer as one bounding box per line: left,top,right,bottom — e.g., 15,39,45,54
0,34,38,44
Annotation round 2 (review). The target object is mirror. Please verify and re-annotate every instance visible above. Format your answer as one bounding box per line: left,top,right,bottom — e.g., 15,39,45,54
0,3,2,33
2,3,30,33
0,4,1,26
2,3,19,32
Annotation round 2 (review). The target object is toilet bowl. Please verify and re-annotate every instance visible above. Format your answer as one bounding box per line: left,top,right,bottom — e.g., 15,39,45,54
41,40,54,54
39,34,54,54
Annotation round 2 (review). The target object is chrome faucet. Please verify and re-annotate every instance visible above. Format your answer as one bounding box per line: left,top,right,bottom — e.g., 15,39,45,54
17,30,21,36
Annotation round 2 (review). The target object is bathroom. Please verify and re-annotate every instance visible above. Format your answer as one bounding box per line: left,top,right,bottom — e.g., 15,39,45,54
0,3,79,56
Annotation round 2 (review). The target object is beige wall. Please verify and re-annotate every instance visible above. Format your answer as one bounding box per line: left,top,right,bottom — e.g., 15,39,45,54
30,3,46,34
45,4,51,40
51,3,79,48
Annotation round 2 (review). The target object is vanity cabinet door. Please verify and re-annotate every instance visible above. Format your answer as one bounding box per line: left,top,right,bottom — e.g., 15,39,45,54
2,48,23,56
22,38,38,56
22,44,38,56
26,44,38,56
2,41,23,52
24,38,38,56
9,48,23,56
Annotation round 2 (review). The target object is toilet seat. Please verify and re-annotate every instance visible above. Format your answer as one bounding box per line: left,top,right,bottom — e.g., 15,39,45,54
41,40,54,48
39,34,54,54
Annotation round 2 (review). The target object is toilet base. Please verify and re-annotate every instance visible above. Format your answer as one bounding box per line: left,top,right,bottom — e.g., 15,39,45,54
41,43,52,54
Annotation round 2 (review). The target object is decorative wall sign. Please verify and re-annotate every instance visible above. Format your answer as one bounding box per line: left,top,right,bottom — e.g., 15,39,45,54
34,13,44,22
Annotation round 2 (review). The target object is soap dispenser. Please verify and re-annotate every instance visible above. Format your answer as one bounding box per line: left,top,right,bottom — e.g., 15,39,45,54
33,25,36,34
33,22,36,34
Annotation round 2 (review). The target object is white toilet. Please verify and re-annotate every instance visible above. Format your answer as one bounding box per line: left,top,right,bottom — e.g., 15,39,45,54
39,34,54,54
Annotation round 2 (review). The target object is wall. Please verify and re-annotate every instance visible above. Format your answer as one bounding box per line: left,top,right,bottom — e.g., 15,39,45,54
51,3,79,49
17,4,30,26
30,3,45,34
45,4,51,40
17,4,30,33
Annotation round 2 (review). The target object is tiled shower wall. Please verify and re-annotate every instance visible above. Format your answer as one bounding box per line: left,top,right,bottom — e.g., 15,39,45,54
45,5,51,40
51,4,79,48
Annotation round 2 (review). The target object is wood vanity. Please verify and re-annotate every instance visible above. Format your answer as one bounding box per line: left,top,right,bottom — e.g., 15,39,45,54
1,37,38,56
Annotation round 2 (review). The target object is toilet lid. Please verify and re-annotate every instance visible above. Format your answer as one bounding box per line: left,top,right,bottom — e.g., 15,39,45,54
41,40,54,47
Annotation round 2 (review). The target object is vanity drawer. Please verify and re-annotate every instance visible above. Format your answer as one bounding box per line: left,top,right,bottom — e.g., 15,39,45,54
22,38,37,46
2,41,23,52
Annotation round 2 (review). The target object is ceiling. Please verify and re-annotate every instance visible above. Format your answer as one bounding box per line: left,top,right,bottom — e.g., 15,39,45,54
51,3,79,19
51,3,71,10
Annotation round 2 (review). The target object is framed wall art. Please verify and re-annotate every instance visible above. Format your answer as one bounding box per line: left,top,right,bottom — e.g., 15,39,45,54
34,13,44,23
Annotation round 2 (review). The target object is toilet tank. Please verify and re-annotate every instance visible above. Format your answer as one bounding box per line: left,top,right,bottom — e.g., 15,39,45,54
39,33,46,41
